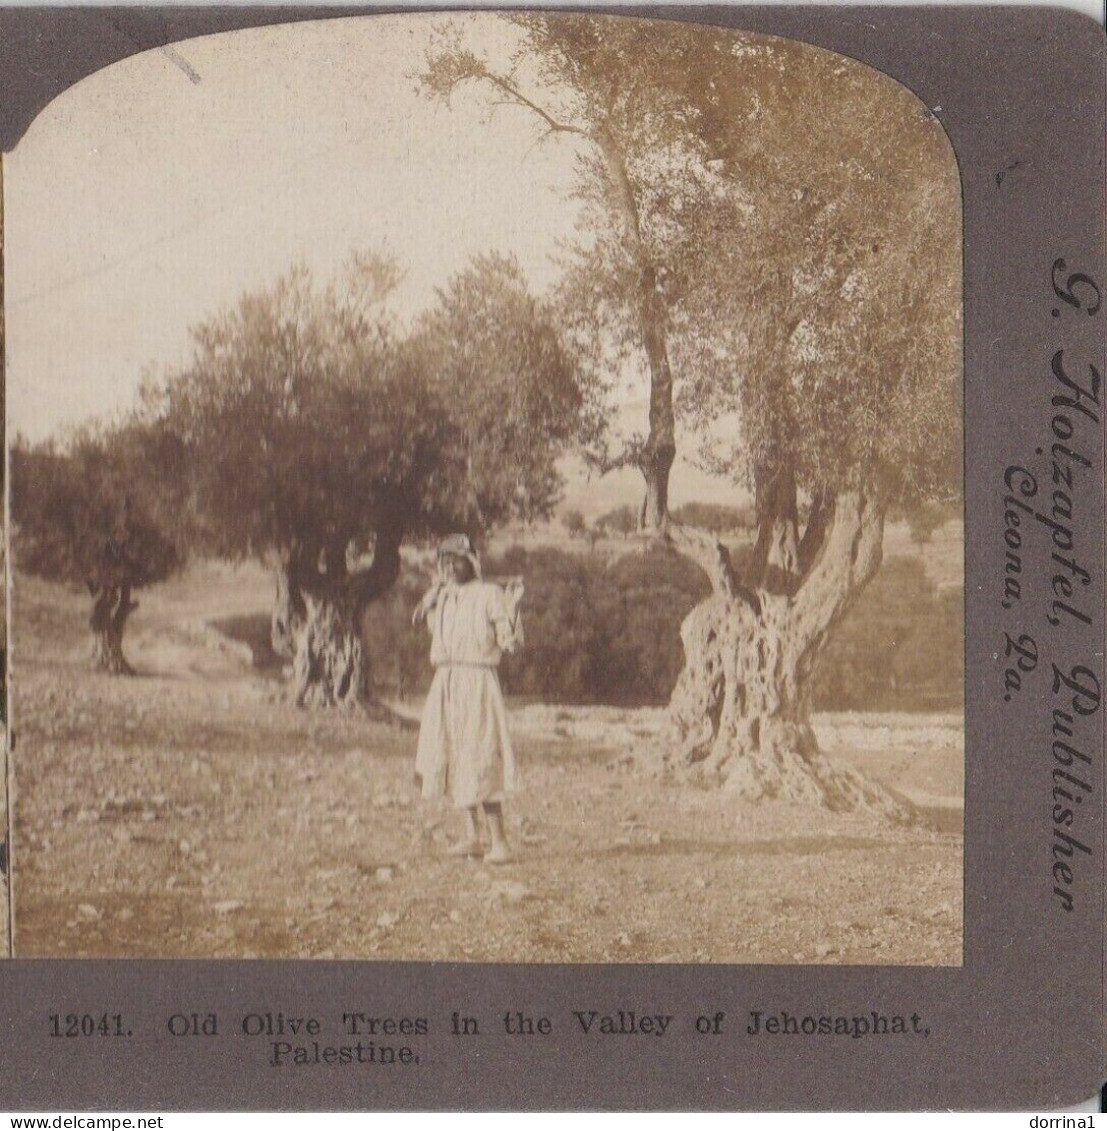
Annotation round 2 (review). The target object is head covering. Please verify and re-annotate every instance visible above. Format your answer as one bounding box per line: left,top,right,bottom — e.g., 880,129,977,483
437,533,481,579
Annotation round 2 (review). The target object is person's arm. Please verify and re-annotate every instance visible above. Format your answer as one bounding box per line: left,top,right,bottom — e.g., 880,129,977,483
412,579,446,627
492,581,524,653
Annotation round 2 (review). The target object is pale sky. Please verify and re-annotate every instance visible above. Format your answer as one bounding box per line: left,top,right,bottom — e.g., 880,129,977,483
3,12,761,508
5,15,588,441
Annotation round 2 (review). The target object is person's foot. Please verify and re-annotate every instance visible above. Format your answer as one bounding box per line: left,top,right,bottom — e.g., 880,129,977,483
485,843,515,865
446,839,484,858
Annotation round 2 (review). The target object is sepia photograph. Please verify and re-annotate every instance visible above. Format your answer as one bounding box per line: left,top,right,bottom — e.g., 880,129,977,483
1,161,9,957
4,11,964,963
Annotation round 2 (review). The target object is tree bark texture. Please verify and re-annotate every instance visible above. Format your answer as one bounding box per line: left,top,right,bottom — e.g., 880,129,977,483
640,439,677,534
272,554,306,661
89,582,137,675
291,592,367,710
749,459,801,589
273,521,402,710
662,492,912,819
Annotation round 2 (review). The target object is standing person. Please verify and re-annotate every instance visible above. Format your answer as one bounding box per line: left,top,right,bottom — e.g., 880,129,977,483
412,534,524,863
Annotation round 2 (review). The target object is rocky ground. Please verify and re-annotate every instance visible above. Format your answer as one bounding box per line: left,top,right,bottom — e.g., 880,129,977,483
10,566,963,964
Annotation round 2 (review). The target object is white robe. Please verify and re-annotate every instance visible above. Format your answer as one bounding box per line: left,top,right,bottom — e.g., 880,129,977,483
415,580,522,809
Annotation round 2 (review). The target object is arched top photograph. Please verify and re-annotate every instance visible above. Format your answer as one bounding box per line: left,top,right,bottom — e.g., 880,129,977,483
5,10,963,964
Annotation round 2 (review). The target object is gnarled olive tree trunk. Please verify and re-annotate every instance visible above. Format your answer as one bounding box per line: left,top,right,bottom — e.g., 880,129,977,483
89,581,137,675
291,591,369,709
271,523,402,710
661,490,911,818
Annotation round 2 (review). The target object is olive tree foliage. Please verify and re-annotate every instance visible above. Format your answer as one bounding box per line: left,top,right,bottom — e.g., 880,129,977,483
671,35,961,583
424,15,961,810
156,251,592,708
12,420,187,673
411,252,603,531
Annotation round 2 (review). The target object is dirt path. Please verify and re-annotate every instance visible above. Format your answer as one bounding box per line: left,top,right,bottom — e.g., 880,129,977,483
10,569,963,964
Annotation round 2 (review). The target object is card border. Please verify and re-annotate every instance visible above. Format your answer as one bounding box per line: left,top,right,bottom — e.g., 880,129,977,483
0,4,1103,1110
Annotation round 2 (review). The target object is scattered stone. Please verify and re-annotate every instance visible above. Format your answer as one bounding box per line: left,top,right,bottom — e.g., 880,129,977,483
77,904,100,921
376,911,399,929
375,867,394,884
213,900,244,915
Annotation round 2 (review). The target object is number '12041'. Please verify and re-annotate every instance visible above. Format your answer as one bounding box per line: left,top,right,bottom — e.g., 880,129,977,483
49,1013,131,1037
